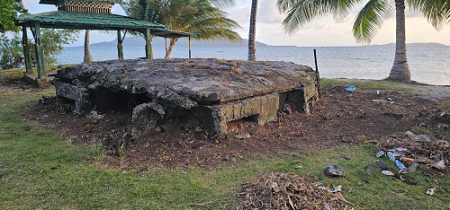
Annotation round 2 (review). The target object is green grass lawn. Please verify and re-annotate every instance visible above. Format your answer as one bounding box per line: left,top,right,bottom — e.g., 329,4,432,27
1,79,449,209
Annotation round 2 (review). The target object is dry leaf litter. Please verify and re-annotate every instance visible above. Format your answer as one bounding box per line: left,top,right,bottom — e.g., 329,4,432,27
237,172,349,210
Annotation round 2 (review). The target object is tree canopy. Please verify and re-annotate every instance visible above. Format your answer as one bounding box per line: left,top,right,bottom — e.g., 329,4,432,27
0,29,79,70
0,0,26,33
122,0,242,58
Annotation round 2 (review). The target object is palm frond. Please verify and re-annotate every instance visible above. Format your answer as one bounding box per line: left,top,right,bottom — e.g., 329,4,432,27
408,0,450,30
352,0,393,43
278,0,364,34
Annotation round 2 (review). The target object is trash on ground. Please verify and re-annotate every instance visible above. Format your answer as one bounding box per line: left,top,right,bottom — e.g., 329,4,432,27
377,161,388,170
373,131,449,171
381,170,395,176
237,172,348,209
376,151,385,158
234,133,251,139
345,85,355,92
426,187,436,196
324,164,346,177
387,152,395,162
395,160,407,172
294,165,303,169
364,164,379,175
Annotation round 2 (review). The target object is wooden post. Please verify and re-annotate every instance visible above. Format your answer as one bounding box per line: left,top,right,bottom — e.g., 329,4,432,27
34,22,46,79
189,35,191,59
145,28,152,59
117,30,123,60
22,26,33,73
314,49,320,98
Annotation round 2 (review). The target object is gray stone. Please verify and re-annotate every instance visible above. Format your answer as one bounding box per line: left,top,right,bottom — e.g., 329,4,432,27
324,164,346,177
53,59,318,137
234,133,251,139
364,164,379,175
377,161,389,170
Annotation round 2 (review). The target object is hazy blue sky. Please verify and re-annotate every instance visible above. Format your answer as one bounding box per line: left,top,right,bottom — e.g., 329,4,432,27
21,0,450,47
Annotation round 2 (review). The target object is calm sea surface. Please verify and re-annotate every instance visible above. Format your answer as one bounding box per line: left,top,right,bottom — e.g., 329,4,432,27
60,46,450,85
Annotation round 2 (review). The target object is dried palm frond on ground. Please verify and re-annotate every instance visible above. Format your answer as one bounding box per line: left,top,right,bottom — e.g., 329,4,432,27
236,172,347,210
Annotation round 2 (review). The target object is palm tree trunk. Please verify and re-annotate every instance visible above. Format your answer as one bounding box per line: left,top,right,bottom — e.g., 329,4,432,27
389,0,410,81
84,30,93,63
165,38,179,59
248,0,258,61
19,1,26,11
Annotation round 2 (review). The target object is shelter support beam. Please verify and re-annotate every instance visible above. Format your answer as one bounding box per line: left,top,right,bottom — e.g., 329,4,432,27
189,35,191,59
22,26,33,73
145,28,152,59
117,30,123,60
34,22,46,79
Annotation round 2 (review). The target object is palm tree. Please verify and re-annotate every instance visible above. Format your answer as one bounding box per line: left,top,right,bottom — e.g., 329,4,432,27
123,0,241,58
277,0,450,81
84,30,93,63
248,0,258,61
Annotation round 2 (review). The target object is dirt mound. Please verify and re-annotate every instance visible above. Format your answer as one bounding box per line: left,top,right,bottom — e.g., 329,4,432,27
237,172,348,209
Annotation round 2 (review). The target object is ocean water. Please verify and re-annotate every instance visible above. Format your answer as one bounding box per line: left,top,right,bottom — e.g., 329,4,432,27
59,45,450,85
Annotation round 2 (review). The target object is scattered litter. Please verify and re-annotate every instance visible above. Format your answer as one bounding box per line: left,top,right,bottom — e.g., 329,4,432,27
400,157,414,163
373,131,449,171
408,164,419,172
395,160,407,172
364,164,379,175
387,152,395,162
345,85,355,92
426,188,436,196
331,185,342,193
234,133,251,139
432,160,446,170
389,148,407,152
87,110,104,120
324,164,346,177
381,170,395,176
372,99,387,104
237,172,348,209
294,165,303,169
377,161,388,170
376,151,385,158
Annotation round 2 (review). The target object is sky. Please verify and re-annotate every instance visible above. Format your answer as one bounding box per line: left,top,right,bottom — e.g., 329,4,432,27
18,0,450,47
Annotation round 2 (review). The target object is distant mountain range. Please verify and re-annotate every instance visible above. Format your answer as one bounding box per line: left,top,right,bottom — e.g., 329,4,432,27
82,37,270,48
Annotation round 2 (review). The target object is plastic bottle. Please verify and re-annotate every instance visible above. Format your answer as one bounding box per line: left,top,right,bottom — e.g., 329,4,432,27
401,157,414,163
396,160,407,171
389,148,407,152
387,152,395,162
376,151,385,158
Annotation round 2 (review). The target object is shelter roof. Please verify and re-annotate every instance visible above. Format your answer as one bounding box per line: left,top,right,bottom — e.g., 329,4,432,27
15,11,192,38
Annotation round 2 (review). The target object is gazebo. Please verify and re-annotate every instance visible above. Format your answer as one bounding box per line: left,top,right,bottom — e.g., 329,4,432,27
14,0,193,80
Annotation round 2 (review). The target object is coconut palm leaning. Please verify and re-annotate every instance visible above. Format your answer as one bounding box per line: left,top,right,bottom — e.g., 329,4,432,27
248,0,258,61
123,0,241,58
277,0,450,81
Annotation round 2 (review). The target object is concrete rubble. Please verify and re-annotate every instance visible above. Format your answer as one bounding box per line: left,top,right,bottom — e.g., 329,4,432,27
52,58,318,137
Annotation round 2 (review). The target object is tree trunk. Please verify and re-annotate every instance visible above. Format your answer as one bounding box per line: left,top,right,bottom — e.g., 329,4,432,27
165,38,179,59
248,0,258,61
19,1,26,11
389,0,410,81
84,30,93,63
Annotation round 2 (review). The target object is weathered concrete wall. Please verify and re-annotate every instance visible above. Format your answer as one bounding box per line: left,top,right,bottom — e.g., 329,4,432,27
52,58,318,137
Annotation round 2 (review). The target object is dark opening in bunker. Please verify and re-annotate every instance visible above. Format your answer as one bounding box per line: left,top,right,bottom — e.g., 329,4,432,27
90,88,151,113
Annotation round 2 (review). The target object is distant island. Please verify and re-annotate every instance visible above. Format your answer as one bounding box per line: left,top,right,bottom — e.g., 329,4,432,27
369,42,446,47
79,37,270,48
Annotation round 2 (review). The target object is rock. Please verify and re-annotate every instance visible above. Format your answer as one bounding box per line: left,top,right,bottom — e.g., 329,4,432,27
377,161,389,170
87,110,104,120
364,164,379,175
234,133,251,139
324,164,346,177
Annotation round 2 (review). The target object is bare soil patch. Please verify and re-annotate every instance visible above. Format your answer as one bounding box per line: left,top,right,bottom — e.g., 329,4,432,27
22,82,450,172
